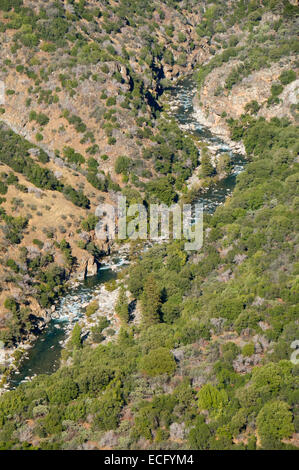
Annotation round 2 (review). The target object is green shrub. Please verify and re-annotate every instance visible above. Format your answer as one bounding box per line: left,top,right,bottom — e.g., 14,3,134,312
139,347,176,377
114,156,131,174
0,181,8,194
257,401,294,448
279,70,296,85
242,343,255,357
197,384,228,412
85,300,98,318
6,259,19,273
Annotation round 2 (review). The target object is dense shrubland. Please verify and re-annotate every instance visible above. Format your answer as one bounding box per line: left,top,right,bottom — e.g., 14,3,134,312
0,112,298,449
0,0,209,204
0,0,298,452
196,0,298,99
0,124,90,208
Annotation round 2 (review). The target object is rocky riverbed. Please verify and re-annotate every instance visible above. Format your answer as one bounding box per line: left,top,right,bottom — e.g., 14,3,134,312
1,76,249,394
0,245,131,393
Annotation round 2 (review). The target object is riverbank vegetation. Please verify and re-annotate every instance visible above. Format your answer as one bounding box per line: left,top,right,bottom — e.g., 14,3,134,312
0,0,298,452
0,112,298,450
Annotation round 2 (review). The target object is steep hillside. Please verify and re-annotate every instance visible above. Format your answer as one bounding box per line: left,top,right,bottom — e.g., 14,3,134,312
194,0,299,142
0,0,298,452
0,0,207,348
1,111,298,451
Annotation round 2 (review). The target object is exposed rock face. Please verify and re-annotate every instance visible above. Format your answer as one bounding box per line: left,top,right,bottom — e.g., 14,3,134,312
86,256,98,277
77,255,98,280
217,267,234,283
264,78,299,120
253,334,270,352
170,422,186,440
233,354,261,374
0,346,6,367
210,317,226,334
194,57,298,151
193,95,246,154
99,431,119,448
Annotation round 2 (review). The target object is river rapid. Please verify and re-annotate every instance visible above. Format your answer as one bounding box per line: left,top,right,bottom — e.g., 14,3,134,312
7,77,247,390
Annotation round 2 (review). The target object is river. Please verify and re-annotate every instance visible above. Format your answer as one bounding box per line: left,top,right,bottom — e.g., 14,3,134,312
8,77,247,389
167,77,246,212
8,262,119,388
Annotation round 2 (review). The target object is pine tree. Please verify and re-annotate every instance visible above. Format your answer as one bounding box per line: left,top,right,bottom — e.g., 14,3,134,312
71,323,82,349
115,286,129,324
141,275,161,325
200,149,214,177
216,153,231,175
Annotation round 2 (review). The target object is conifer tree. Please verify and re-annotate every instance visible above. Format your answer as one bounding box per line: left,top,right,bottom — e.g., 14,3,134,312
200,149,214,177
71,323,82,349
115,286,129,324
141,275,161,325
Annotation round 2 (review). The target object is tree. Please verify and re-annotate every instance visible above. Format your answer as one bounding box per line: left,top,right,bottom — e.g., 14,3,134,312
47,378,78,405
197,384,228,412
279,70,296,86
0,0,23,12
256,401,294,448
6,259,19,273
115,286,129,324
139,347,176,377
81,214,98,231
242,343,255,357
146,177,178,205
128,264,145,298
161,293,182,324
71,323,82,349
216,153,231,175
114,156,131,174
200,150,214,177
93,380,124,430
63,146,85,165
141,275,161,325
164,49,174,66
245,100,260,115
188,416,211,450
